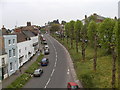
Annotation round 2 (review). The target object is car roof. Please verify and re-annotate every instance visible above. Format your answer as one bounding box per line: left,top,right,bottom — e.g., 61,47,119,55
68,82,78,86
35,68,42,71
42,58,47,61
45,45,48,47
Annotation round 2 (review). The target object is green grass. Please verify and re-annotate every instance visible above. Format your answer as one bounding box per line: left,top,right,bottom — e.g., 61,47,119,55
7,73,31,88
7,54,44,88
25,55,43,74
52,34,118,88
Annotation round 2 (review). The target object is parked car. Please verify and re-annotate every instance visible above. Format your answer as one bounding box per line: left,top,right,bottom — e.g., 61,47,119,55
42,38,46,41
44,45,49,50
67,82,79,90
41,58,49,66
33,68,43,77
43,41,47,45
44,49,49,55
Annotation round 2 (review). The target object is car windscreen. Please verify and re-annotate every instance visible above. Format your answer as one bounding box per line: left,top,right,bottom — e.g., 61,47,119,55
71,86,78,89
34,70,40,74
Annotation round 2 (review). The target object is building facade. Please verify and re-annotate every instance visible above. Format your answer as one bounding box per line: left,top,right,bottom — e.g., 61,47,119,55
3,35,18,76
17,40,34,68
0,29,8,82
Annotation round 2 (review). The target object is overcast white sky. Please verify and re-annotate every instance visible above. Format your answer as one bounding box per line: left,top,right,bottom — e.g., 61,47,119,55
0,0,119,29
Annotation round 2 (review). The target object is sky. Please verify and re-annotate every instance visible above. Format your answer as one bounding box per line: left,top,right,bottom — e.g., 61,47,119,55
0,0,119,29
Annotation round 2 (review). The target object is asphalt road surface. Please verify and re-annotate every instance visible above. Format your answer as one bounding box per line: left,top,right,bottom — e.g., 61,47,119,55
24,34,75,88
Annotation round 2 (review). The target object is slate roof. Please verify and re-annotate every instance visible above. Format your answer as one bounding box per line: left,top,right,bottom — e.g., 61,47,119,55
14,26,39,36
22,30,35,38
14,32,28,43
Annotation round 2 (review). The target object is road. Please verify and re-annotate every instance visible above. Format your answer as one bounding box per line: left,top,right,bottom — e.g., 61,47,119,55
24,34,75,88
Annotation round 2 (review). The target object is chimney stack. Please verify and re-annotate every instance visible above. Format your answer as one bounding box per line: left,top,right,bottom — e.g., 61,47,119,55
27,22,31,26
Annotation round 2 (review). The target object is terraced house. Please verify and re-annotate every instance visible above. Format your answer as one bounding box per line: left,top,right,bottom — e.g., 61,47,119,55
15,30,39,68
14,22,40,68
0,29,8,82
0,23,40,82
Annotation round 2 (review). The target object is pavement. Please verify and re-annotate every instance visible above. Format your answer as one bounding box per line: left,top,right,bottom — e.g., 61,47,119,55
24,34,83,88
1,51,41,89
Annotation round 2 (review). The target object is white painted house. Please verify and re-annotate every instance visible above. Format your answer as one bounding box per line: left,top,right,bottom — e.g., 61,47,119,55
15,30,39,68
3,35,18,76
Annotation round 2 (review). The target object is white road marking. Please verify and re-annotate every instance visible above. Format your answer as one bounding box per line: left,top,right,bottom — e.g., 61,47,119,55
54,62,57,67
44,35,58,88
67,69,70,75
51,69,55,77
44,78,51,88
67,72,70,75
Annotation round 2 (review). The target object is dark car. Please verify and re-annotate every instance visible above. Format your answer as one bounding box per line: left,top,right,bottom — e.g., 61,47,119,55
67,82,79,90
43,41,47,45
41,58,49,66
33,68,43,77
44,49,50,55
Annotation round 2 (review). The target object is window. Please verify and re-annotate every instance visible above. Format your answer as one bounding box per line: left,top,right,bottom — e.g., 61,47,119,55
19,49,21,53
8,40,11,45
2,58,5,66
13,39,15,44
25,55,27,58
25,47,27,50
13,49,15,56
10,62,12,70
9,50,12,57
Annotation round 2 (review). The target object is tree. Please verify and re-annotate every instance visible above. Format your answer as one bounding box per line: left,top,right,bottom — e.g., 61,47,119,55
74,20,83,52
118,19,120,89
61,21,66,25
69,20,75,48
98,18,117,88
50,24,61,33
88,21,98,71
65,23,70,44
80,15,89,61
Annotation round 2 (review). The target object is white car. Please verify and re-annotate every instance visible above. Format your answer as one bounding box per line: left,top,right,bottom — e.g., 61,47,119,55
44,45,49,49
33,68,43,77
44,49,50,55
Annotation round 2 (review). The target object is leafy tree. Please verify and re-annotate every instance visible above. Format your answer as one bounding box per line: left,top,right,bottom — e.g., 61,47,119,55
88,21,98,71
98,18,115,54
89,14,97,22
65,23,70,44
50,24,61,33
98,18,117,88
74,20,83,52
61,21,66,25
80,15,89,61
69,20,75,48
118,19,120,89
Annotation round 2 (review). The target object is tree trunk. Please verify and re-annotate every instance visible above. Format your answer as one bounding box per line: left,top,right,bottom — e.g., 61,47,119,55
63,35,64,41
93,35,97,71
81,40,85,61
71,38,73,48
76,40,78,53
67,37,68,44
111,47,116,89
